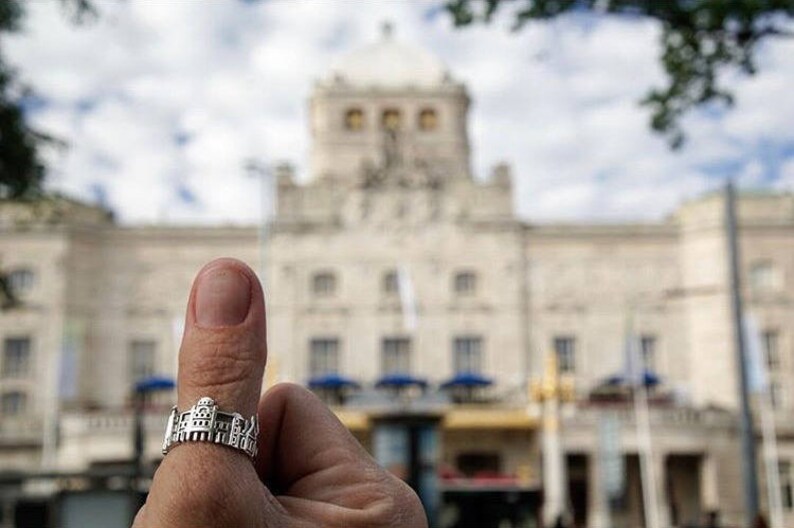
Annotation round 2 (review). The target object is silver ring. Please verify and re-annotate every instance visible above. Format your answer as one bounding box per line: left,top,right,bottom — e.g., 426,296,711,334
162,397,259,459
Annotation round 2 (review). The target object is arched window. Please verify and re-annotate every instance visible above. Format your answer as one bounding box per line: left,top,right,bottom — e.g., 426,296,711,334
382,108,402,131
344,108,365,131
418,108,438,131
1,390,27,416
312,271,337,297
453,271,477,296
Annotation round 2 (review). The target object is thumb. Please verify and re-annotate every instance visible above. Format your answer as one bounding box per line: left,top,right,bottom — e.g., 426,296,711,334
140,258,276,527
176,257,265,420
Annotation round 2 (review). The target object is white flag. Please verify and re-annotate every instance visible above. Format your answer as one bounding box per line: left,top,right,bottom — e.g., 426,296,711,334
743,313,767,393
623,330,643,387
58,319,83,400
172,315,185,373
397,265,418,332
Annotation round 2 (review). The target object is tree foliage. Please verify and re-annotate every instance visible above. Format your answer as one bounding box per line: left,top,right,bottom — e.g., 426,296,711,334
0,0,94,200
445,0,794,148
0,0,94,311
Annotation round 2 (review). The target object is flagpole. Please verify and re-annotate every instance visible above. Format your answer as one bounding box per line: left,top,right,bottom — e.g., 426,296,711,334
627,314,661,528
760,389,784,528
634,379,660,528
246,159,279,386
726,180,760,526
747,312,785,528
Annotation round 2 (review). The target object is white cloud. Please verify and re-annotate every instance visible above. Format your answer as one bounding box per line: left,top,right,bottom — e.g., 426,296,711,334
6,1,794,224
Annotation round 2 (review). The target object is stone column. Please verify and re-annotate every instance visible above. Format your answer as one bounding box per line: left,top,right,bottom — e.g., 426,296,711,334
654,453,671,528
0,500,14,528
542,396,567,527
587,451,610,528
700,454,720,514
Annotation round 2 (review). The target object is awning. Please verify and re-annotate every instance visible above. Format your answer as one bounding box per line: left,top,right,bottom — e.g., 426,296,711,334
604,370,661,387
375,374,428,389
441,373,493,389
443,408,538,430
134,376,176,393
308,373,360,390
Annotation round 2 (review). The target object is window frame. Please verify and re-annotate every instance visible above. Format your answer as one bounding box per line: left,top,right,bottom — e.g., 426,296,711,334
2,337,31,379
770,381,785,410
553,336,577,374
381,337,411,376
311,271,337,297
8,268,35,294
128,339,157,383
1,390,27,416
639,335,657,371
382,270,399,296
453,271,477,296
763,330,781,371
309,338,340,377
750,260,780,291
453,336,483,375
780,460,794,510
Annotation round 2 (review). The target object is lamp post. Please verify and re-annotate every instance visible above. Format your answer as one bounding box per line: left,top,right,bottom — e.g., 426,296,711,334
244,159,276,289
130,376,175,522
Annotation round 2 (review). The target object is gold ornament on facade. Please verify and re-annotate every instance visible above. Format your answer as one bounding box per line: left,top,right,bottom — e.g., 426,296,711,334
530,353,576,403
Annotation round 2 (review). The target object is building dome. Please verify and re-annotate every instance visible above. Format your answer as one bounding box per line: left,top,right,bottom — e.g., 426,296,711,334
326,23,451,89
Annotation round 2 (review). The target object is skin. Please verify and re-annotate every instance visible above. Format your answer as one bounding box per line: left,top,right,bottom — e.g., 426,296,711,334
133,258,427,528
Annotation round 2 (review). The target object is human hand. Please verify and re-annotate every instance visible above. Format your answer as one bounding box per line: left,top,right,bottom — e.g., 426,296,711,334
133,258,427,528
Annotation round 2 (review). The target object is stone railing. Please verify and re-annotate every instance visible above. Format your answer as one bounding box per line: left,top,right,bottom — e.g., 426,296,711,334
0,416,43,444
564,404,735,429
61,408,170,438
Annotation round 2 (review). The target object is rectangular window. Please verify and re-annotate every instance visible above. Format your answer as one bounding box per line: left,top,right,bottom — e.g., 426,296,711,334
640,335,657,370
382,337,411,375
312,272,337,296
763,330,780,371
2,337,31,378
129,340,156,383
383,270,399,295
554,336,576,374
770,381,785,410
309,338,339,377
780,461,794,510
453,271,477,295
454,337,483,374
1,391,27,416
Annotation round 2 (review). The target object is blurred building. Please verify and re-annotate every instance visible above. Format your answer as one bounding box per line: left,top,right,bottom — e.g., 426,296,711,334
2,27,794,528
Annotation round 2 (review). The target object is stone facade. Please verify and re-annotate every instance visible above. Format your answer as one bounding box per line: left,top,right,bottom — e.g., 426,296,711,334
1,29,794,528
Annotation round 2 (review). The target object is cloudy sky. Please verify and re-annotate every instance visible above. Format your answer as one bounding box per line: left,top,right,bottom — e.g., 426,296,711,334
7,0,794,224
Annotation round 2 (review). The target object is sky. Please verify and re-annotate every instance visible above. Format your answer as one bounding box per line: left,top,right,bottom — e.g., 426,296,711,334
7,0,794,224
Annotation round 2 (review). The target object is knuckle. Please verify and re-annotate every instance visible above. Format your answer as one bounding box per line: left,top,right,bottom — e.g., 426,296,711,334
167,464,251,525
386,477,427,528
180,330,262,391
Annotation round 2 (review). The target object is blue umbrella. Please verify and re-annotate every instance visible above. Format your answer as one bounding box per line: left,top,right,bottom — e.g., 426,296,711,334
441,372,494,389
375,373,428,389
134,376,176,394
604,370,661,388
308,373,360,390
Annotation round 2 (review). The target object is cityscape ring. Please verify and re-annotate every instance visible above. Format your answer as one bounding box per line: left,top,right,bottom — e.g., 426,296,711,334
162,397,259,459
